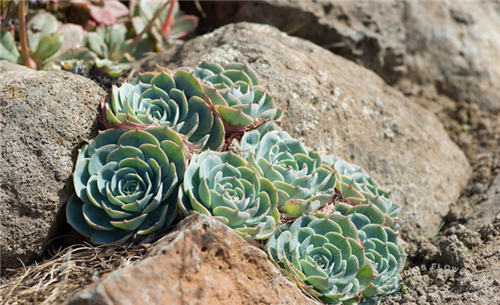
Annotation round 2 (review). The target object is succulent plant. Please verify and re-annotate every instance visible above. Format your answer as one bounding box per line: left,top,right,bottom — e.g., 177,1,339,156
267,214,374,305
66,126,186,244
334,202,406,300
184,62,282,128
130,0,198,50
324,156,401,224
25,11,85,69
102,66,225,150
67,0,129,26
178,150,280,239
240,122,336,216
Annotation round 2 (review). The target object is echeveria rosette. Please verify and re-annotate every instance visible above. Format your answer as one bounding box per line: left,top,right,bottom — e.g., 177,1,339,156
101,66,225,150
267,214,374,305
323,156,401,228
241,122,336,216
66,126,186,245
184,62,282,128
178,151,280,239
334,202,406,302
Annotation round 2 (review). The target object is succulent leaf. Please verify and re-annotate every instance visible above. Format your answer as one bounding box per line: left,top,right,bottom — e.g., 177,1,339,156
66,126,186,245
267,214,374,304
178,150,280,240
0,31,20,63
240,122,336,216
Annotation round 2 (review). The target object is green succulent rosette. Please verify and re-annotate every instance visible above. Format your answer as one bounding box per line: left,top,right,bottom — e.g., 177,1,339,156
267,214,374,305
334,202,406,301
102,66,225,150
178,150,280,239
66,126,186,244
184,62,282,128
324,156,401,225
240,122,336,216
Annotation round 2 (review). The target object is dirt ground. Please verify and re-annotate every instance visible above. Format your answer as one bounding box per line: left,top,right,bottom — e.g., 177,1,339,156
380,101,500,305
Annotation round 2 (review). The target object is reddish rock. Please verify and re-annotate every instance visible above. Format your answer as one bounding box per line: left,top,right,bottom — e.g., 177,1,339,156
67,214,321,305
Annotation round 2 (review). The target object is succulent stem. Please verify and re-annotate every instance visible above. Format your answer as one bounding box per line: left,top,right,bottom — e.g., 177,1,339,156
159,0,176,39
18,0,36,69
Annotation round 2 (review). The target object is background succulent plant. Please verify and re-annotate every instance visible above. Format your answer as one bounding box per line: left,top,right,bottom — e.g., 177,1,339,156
178,150,280,239
267,214,374,305
66,126,186,244
102,66,225,151
130,0,198,50
184,62,282,128
324,156,401,224
334,202,406,301
240,122,336,216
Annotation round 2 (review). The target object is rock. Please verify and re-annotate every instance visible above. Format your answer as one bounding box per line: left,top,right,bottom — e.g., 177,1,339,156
140,22,470,233
196,0,500,112
471,173,500,227
0,61,105,272
67,214,320,305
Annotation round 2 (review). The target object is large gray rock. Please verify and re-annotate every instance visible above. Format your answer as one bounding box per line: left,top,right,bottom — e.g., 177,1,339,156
67,214,320,305
200,0,500,112
0,61,105,272
141,22,470,233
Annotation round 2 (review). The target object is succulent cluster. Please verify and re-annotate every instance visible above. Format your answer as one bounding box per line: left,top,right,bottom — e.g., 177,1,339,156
0,0,198,75
66,61,405,304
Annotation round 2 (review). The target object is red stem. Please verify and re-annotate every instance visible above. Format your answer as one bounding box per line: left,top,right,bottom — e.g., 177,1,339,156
18,0,36,69
159,0,176,39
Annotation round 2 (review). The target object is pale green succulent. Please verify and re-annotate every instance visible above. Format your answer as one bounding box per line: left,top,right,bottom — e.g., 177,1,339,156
267,214,374,305
184,62,282,128
240,122,336,216
324,156,401,225
66,126,186,244
102,66,225,150
178,150,280,239
334,202,406,301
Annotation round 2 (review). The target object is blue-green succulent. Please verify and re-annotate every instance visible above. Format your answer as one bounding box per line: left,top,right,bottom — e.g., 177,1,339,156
66,126,186,244
240,122,336,216
178,150,280,239
184,62,282,128
102,66,225,150
334,202,406,301
324,156,401,226
267,214,374,305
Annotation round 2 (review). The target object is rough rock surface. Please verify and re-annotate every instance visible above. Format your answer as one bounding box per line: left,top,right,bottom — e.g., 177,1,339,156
141,22,470,233
67,214,321,305
194,0,500,112
0,61,105,272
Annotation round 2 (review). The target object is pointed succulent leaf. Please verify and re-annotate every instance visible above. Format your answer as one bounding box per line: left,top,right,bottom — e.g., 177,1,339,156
0,31,20,63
